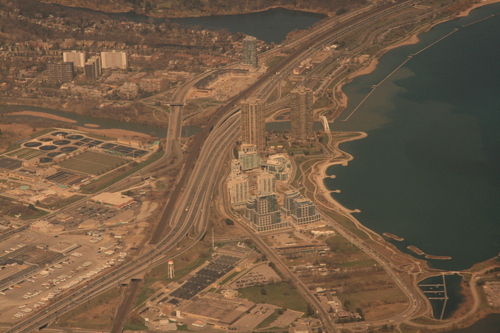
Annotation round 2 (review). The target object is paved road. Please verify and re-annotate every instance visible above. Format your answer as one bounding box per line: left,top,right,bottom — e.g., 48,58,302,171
4,2,427,331
4,110,240,333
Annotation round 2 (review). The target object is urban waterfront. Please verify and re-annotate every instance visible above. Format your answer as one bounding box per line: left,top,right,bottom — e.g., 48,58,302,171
3,4,498,272
326,3,500,271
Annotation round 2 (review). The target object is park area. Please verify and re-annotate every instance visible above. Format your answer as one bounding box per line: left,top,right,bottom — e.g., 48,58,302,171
237,281,309,313
58,151,128,175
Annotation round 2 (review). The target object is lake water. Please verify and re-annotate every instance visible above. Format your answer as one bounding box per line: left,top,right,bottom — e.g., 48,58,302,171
111,7,326,44
325,3,500,271
443,313,500,333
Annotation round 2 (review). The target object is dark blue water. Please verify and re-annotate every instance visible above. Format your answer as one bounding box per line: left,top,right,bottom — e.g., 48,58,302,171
443,313,500,333
111,8,326,44
171,8,326,44
418,274,464,319
325,4,500,271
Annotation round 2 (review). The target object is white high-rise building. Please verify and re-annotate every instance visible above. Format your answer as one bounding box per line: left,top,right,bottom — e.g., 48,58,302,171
101,51,128,69
264,154,291,181
227,174,250,208
257,171,276,194
282,190,321,225
238,144,261,171
230,159,242,175
63,51,86,68
244,193,289,232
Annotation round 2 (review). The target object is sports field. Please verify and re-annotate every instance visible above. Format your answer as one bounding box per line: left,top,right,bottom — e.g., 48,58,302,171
58,151,128,175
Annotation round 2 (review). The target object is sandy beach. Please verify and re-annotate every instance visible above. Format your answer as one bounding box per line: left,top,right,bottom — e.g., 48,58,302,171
312,132,368,216
76,126,154,139
6,110,77,123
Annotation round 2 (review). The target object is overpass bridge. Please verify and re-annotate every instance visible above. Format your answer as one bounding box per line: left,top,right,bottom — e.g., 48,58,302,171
167,101,185,106
320,115,331,133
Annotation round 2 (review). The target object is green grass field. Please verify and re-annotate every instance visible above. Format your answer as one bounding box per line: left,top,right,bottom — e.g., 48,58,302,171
237,282,308,313
58,151,127,175
337,287,407,313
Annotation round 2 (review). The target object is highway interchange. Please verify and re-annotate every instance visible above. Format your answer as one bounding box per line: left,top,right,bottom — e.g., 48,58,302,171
5,1,441,332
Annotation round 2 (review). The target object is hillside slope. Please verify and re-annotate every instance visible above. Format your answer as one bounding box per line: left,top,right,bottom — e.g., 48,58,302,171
34,0,367,17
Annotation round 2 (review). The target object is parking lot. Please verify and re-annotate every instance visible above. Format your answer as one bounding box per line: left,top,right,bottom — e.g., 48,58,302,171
228,263,282,289
71,204,122,223
0,230,125,323
170,255,240,300
47,201,138,230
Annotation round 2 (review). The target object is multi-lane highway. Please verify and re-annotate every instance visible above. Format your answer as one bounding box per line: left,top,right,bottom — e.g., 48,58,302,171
4,108,241,333
5,1,430,331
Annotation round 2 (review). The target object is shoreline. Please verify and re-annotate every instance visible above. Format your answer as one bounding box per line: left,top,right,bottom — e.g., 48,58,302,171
320,0,500,268
5,110,77,124
332,0,500,114
310,2,500,325
456,0,500,18
309,132,435,271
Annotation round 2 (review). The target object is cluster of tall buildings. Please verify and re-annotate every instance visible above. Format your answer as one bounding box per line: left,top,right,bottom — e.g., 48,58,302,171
245,193,289,232
226,144,320,232
282,190,321,225
239,85,314,151
240,33,315,144
47,50,127,84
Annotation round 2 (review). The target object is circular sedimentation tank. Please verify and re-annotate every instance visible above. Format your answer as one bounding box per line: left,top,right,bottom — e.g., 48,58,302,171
60,146,77,152
39,157,53,163
39,145,57,151
24,142,42,147
51,131,68,136
38,137,53,142
53,140,71,145
66,134,84,140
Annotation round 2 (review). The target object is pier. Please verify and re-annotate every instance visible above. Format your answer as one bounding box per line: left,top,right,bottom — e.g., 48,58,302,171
420,274,449,320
